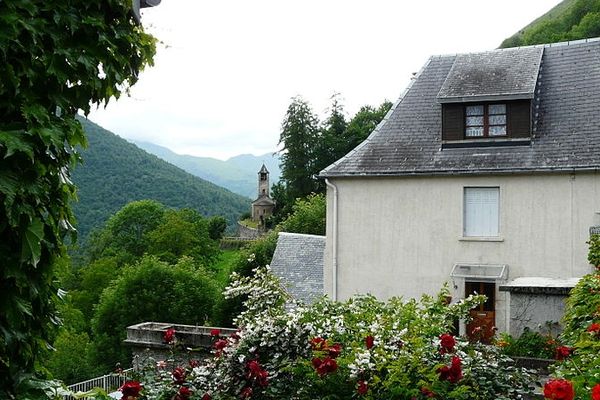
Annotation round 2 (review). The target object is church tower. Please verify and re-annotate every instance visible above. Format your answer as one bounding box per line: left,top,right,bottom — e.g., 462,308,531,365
251,164,275,225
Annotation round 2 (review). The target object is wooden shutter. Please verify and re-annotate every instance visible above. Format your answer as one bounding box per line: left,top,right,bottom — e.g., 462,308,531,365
442,104,464,141
508,100,531,138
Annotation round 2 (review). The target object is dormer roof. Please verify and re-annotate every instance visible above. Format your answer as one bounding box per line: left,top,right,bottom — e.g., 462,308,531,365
437,47,543,103
321,38,600,178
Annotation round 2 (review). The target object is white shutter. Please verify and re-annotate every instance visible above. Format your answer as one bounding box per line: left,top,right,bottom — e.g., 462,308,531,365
464,187,499,236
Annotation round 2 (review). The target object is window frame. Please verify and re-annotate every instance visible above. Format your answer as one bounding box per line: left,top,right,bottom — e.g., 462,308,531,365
465,103,507,139
462,186,500,238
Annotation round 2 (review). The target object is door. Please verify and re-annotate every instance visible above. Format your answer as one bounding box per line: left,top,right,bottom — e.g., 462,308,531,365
465,281,495,343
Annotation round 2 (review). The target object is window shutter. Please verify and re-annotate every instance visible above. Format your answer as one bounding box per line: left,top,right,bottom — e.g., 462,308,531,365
508,100,531,138
442,104,464,141
464,187,499,237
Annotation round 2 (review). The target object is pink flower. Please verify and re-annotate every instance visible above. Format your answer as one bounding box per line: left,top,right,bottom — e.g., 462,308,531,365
543,378,574,400
592,383,600,400
119,380,142,400
357,380,368,395
365,335,374,350
439,333,456,354
437,356,462,384
210,328,221,337
554,346,572,360
163,328,176,344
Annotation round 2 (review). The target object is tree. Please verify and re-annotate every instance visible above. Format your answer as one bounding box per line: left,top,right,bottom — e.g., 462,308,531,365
344,100,393,150
278,97,320,201
279,193,326,236
207,215,228,240
91,256,218,371
0,1,155,397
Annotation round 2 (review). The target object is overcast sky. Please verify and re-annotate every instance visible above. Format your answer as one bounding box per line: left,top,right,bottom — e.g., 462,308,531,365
87,0,562,160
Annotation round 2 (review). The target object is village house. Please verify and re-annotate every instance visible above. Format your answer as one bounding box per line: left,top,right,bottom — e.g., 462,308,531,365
320,38,600,338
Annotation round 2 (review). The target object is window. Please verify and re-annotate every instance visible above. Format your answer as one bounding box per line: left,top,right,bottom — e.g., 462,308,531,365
463,187,499,237
465,104,506,138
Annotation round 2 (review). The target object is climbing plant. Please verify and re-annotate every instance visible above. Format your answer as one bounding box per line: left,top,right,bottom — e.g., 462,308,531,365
0,1,155,397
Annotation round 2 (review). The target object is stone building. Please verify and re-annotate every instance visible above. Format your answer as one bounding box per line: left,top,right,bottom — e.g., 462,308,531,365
251,164,275,225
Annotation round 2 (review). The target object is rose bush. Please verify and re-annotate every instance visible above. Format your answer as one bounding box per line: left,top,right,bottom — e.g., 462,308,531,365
132,266,535,399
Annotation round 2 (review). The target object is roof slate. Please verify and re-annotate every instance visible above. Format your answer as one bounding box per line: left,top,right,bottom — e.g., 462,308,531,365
269,232,325,304
321,38,600,177
437,47,542,103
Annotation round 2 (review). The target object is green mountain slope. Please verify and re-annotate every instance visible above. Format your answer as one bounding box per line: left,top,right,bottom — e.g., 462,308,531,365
71,118,249,239
133,141,281,199
501,0,600,47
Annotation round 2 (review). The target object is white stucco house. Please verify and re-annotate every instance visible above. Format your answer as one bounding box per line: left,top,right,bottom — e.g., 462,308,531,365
320,38,600,338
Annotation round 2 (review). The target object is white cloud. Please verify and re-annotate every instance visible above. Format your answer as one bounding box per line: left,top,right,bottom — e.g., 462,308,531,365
88,0,563,160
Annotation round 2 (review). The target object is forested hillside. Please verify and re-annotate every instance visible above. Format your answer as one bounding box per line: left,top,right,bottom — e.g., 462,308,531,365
501,0,600,47
71,118,249,239
134,140,281,199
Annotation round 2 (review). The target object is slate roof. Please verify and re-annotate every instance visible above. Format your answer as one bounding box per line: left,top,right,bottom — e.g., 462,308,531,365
321,38,600,177
437,47,542,103
252,195,275,206
269,232,325,304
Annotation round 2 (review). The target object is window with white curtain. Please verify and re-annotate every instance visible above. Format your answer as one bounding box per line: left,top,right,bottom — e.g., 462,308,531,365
463,187,499,237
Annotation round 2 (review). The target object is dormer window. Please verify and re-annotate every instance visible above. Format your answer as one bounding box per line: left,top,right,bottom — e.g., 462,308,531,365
465,104,507,138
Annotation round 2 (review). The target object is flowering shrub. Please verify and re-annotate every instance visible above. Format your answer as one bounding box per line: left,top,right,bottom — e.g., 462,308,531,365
547,267,600,399
132,266,535,399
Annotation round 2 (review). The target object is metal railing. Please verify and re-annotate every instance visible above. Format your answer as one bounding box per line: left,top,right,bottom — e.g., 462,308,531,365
65,369,133,399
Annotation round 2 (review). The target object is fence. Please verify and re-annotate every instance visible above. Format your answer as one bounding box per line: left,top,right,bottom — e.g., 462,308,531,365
65,369,133,399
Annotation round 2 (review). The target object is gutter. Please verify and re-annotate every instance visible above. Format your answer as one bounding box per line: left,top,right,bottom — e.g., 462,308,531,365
325,178,338,301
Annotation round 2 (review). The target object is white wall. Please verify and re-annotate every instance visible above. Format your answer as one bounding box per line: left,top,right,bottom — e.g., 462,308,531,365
324,172,600,332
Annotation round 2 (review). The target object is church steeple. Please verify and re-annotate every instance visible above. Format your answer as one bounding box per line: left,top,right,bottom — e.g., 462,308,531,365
258,164,269,198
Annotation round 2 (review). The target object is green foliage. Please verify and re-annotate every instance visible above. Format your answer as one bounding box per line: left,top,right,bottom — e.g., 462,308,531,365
208,215,228,240
279,193,326,235
587,234,600,268
72,118,249,239
0,0,155,397
561,272,600,342
91,256,218,371
344,100,393,153
501,0,600,47
45,330,95,384
497,328,558,359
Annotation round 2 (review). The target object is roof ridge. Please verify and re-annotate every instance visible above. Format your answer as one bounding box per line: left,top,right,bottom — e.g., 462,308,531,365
429,36,600,59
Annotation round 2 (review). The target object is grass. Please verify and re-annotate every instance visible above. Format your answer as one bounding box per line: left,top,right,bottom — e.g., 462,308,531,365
213,249,241,287
239,218,259,229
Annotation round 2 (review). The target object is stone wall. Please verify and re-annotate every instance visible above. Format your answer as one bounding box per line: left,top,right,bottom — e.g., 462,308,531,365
508,293,567,336
237,222,261,239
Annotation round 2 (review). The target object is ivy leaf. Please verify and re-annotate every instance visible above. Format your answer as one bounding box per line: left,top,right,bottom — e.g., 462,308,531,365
21,218,44,267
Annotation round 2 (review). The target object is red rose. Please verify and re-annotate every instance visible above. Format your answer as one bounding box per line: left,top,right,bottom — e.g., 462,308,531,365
328,343,342,358
119,380,142,400
592,384,600,400
202,394,212,400
437,356,462,384
175,386,192,400
246,360,268,387
230,331,241,340
210,328,221,337
554,346,572,360
587,322,600,335
357,380,368,395
311,337,326,350
543,379,574,400
163,328,176,344
439,333,456,354
314,356,338,376
420,387,435,398
172,367,186,384
240,387,253,398
365,335,374,350
213,339,228,351
189,359,200,368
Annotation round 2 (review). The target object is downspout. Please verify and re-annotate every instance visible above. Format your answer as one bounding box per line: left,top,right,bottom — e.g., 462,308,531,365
325,178,338,301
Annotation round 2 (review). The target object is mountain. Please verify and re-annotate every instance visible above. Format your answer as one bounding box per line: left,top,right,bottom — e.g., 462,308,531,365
133,141,281,199
71,118,250,239
500,0,600,48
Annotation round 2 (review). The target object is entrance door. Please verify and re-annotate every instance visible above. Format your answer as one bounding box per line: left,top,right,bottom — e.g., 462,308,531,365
465,281,495,343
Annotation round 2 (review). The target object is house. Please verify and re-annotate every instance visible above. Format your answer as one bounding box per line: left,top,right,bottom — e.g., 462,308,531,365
251,164,276,225
320,38,600,338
